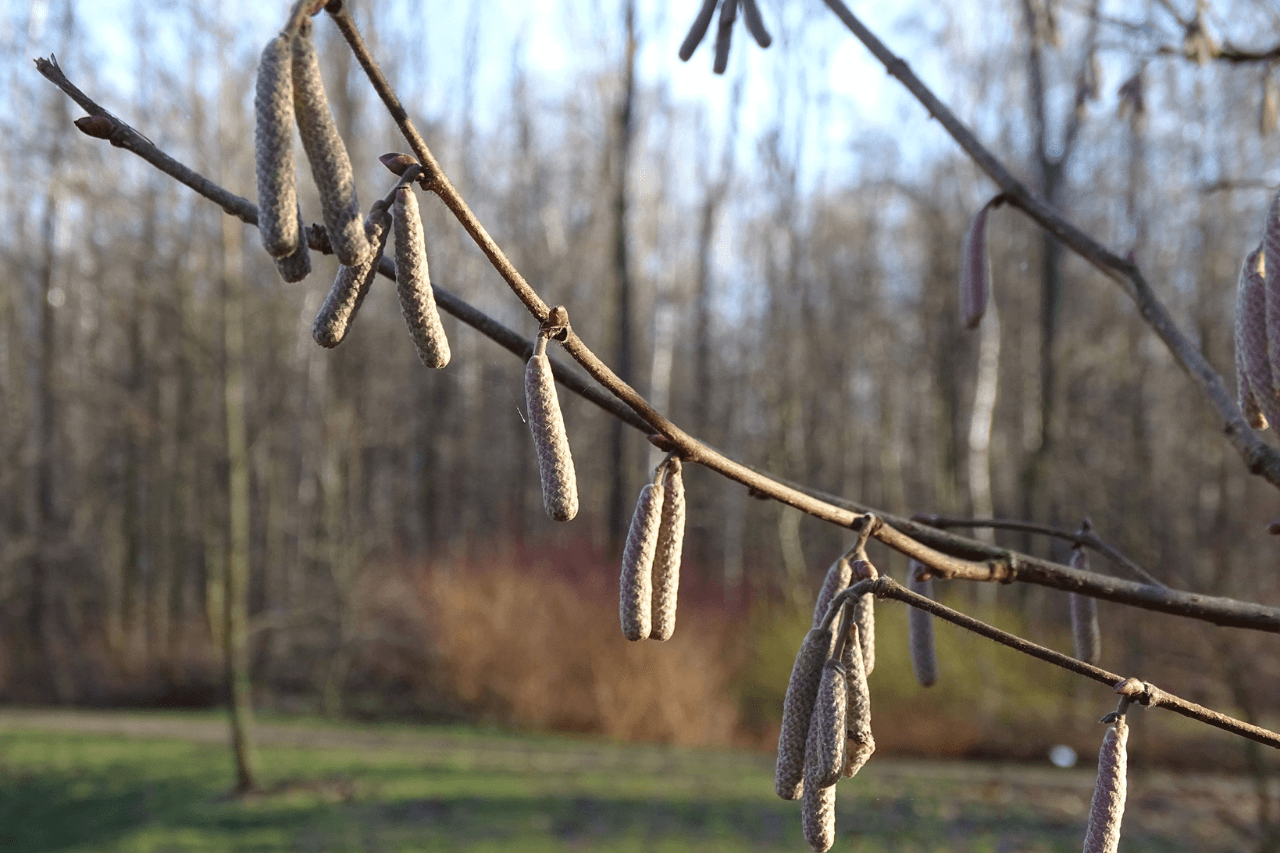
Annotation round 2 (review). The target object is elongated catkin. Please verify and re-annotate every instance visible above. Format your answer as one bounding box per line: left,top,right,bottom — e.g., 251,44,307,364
961,202,993,328
525,338,578,522
620,482,664,641
775,627,833,800
849,560,876,676
843,624,874,778
649,459,685,641
1236,247,1270,429
313,202,391,348
713,0,738,75
272,204,311,283
1263,190,1280,395
812,556,852,629
292,17,369,267
392,187,451,368
255,33,299,259
808,659,847,788
740,0,772,47
677,0,718,61
801,727,837,853
1083,718,1128,853
1068,546,1101,664
907,560,939,687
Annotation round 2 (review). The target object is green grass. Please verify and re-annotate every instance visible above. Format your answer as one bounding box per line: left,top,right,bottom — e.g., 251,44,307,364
0,711,1227,852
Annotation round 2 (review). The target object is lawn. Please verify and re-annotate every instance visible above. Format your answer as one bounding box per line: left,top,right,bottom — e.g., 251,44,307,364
0,709,1242,852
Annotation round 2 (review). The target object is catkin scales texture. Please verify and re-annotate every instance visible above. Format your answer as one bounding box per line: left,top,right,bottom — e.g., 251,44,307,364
620,483,664,641
393,188,451,368
254,34,299,259
525,351,578,522
843,625,874,778
313,205,391,348
812,557,852,628
1236,249,1272,429
1068,548,1101,664
801,731,837,853
908,562,939,687
775,627,833,801
292,18,369,267
1084,719,1128,853
808,660,847,788
961,203,992,328
852,592,875,676
649,460,685,641
272,205,311,283
1263,192,1280,403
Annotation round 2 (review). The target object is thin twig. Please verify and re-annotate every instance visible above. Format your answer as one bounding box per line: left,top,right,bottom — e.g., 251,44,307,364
913,514,1165,588
819,0,1280,494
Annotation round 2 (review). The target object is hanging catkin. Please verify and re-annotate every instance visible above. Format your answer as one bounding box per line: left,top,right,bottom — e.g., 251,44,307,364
1236,247,1271,429
801,727,837,853
525,336,578,522
775,627,834,800
1263,190,1280,395
850,560,876,676
292,17,369,267
313,201,392,348
907,560,939,688
960,201,993,328
812,556,852,629
713,0,738,75
620,482,665,641
807,659,847,788
842,624,874,778
678,0,718,61
1068,546,1101,665
740,0,772,47
1083,717,1128,853
272,204,312,283
254,32,299,259
649,459,686,641
393,186,451,368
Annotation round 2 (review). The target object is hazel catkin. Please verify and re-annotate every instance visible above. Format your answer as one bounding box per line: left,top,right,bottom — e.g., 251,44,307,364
313,201,391,348
907,560,939,688
292,17,369,267
254,32,299,259
525,337,578,522
620,482,664,641
1235,247,1271,429
849,559,876,676
842,624,874,778
801,730,837,853
812,556,852,629
272,204,311,283
807,659,847,789
960,201,993,328
1069,547,1102,665
393,186,451,368
1083,717,1128,853
678,0,718,61
775,627,834,800
649,459,686,641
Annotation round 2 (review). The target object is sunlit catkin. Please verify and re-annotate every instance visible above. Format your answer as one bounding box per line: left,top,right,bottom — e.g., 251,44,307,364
620,482,664,641
775,627,833,800
812,556,852,629
272,205,311,283
393,187,451,368
1236,248,1271,429
907,560,939,688
525,336,578,522
254,33,299,259
808,659,847,788
801,729,837,853
960,201,993,328
843,624,874,778
1263,190,1280,397
313,202,391,348
1083,717,1128,853
292,17,369,267
649,459,686,641
850,560,876,676
1068,547,1101,665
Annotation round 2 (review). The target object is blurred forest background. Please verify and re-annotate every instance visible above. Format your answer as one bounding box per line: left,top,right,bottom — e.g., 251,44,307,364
2,0,1279,769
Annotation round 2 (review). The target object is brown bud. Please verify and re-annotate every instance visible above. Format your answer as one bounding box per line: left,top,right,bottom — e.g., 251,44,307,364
74,115,115,140
525,340,578,522
379,152,419,176
313,202,392,347
649,459,686,641
713,0,738,75
812,556,852,629
620,482,664,641
678,0,717,61
254,34,299,259
1083,718,1128,853
960,201,993,328
292,17,369,267
907,560,939,688
775,627,834,800
392,187,450,368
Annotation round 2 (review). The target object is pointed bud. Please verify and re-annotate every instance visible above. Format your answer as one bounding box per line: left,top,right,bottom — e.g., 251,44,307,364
1083,718,1128,853
74,115,115,140
393,187,451,368
961,201,993,328
678,0,718,62
775,627,834,800
292,17,369,267
620,482,665,641
525,339,578,522
907,560,939,687
313,202,392,347
379,152,419,176
254,33,300,259
649,459,686,641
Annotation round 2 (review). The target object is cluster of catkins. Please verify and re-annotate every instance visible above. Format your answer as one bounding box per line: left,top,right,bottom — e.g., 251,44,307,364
677,0,772,75
253,10,449,367
1234,191,1280,433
